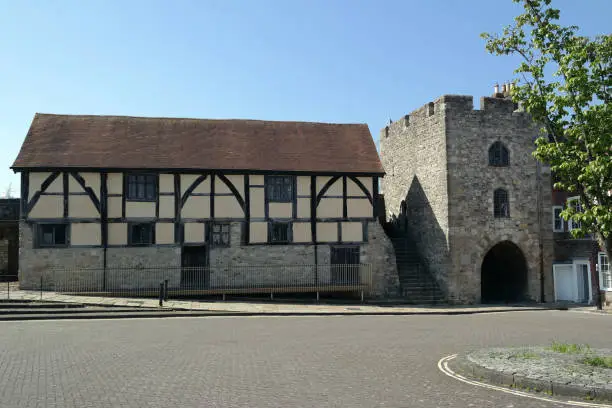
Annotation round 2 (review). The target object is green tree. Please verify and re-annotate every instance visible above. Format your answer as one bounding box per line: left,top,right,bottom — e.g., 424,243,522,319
482,0,611,307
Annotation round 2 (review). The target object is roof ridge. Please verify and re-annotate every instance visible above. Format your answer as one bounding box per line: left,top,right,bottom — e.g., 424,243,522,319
33,113,367,127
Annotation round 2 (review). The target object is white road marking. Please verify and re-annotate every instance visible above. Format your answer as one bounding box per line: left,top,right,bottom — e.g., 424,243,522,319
437,354,612,407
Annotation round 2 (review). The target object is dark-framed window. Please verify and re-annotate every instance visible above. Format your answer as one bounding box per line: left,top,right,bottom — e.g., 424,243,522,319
488,141,510,166
552,206,564,232
211,223,230,247
128,222,155,246
126,174,157,201
37,224,69,247
493,188,510,218
567,196,583,231
269,221,291,243
265,176,294,202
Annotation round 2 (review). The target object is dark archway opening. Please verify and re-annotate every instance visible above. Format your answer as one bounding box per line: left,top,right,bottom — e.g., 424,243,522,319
481,241,528,303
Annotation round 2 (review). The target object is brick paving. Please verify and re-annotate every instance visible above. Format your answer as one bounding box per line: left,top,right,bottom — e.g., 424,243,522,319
0,310,610,407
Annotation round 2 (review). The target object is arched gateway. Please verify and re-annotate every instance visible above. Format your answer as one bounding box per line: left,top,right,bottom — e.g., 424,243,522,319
481,241,528,303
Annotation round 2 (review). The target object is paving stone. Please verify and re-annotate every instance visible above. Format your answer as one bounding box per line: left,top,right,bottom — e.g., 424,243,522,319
0,310,611,407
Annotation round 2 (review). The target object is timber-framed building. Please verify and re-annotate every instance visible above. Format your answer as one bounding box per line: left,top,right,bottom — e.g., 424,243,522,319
12,114,398,296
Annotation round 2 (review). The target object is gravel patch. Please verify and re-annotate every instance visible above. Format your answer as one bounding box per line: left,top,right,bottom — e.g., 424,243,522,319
467,346,612,392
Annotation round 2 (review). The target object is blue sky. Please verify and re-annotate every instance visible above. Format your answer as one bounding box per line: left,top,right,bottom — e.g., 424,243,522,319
1,0,609,196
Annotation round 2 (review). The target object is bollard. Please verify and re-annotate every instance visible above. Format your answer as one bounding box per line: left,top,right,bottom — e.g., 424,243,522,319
159,282,164,307
361,290,364,304
7,281,9,300
316,291,319,303
164,279,168,302
40,275,43,300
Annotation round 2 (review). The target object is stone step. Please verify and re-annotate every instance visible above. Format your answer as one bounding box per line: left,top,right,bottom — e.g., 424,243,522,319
401,282,443,288
400,278,441,284
400,290,445,298
0,310,239,321
401,287,443,293
0,307,166,315
0,302,85,309
400,284,441,291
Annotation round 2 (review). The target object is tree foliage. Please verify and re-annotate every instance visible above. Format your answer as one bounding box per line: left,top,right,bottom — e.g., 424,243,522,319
482,0,611,261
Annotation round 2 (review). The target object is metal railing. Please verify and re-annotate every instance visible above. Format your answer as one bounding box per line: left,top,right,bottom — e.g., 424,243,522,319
13,264,373,302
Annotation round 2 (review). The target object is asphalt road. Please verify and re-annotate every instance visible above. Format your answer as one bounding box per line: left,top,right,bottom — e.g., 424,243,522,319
0,310,610,408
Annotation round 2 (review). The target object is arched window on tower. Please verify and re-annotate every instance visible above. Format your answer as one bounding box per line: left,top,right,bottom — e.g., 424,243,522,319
494,188,510,218
488,141,509,166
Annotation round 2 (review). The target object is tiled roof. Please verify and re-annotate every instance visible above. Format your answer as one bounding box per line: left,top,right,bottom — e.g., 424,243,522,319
12,114,384,174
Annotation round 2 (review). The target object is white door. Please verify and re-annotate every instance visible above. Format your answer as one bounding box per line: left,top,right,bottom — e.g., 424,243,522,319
554,264,575,302
553,262,592,303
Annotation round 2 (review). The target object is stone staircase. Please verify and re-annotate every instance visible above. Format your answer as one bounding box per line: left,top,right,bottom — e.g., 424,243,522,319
0,299,228,321
388,235,446,305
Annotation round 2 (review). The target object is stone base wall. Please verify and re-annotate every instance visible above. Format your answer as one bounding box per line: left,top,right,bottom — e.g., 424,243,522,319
360,220,400,297
18,220,398,297
209,221,399,297
19,222,104,290
105,247,181,290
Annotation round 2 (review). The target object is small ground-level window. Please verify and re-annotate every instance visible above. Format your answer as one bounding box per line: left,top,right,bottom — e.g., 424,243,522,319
493,188,510,218
128,223,155,246
211,223,230,247
552,206,564,232
269,221,291,243
37,224,68,247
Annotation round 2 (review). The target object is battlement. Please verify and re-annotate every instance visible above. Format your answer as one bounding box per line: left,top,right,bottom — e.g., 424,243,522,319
380,92,526,139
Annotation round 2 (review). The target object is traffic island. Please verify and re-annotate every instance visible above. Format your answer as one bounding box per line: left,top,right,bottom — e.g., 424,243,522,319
451,343,612,402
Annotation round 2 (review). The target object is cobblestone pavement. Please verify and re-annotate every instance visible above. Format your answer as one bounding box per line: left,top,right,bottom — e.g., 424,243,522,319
0,310,610,407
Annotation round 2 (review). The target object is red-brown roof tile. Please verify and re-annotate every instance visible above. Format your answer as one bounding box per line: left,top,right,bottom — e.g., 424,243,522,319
12,114,385,175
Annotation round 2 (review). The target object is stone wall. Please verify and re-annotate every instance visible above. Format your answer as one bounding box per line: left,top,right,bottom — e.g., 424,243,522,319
105,247,181,290
380,94,555,304
360,220,399,297
379,98,451,294
19,220,397,297
444,96,553,303
0,224,18,278
19,221,104,290
208,221,399,297
0,239,8,274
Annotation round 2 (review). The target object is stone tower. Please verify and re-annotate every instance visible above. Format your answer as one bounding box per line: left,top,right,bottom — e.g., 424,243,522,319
379,87,555,303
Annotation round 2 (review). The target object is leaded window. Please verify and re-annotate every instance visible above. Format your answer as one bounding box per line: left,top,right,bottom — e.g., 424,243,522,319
37,224,68,247
211,223,230,247
269,221,290,243
493,188,510,218
488,141,510,166
128,223,155,246
126,174,157,201
265,176,294,202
